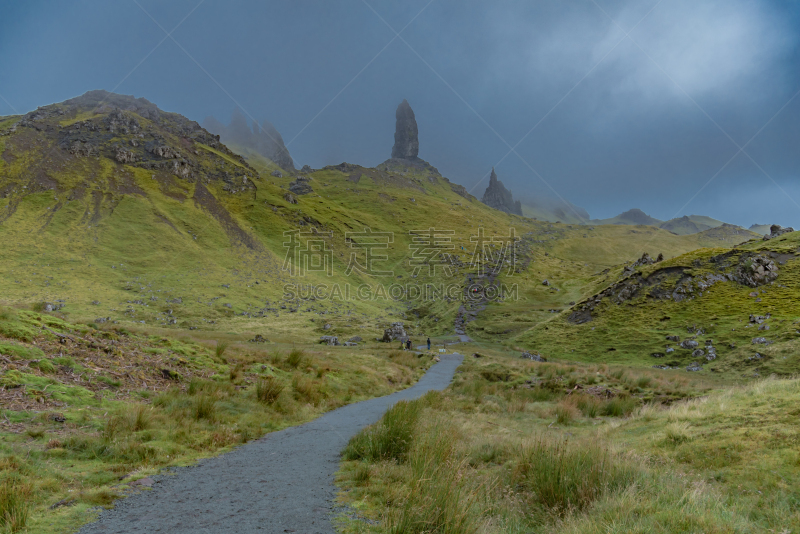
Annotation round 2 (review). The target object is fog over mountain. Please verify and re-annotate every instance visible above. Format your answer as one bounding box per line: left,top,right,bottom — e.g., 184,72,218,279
1,0,799,227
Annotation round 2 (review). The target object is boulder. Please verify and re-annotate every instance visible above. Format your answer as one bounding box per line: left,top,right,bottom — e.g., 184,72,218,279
680,340,699,349
692,349,705,358
319,335,339,346
347,336,362,343
271,169,283,178
381,322,407,342
686,363,703,372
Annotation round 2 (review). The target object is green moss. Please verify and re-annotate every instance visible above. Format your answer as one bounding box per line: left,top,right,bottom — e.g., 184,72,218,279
0,343,45,361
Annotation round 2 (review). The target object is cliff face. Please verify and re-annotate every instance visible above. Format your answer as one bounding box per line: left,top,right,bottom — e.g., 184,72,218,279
203,108,294,170
481,168,523,215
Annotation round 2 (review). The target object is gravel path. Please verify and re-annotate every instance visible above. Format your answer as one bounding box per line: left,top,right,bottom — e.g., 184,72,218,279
79,354,463,534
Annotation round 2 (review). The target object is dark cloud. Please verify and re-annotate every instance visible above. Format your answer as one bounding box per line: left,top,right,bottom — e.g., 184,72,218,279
1,0,798,226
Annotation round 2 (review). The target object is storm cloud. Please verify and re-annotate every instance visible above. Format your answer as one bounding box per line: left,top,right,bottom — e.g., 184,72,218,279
1,0,798,226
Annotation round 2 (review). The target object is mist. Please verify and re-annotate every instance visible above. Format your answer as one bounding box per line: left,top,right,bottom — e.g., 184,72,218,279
1,0,798,227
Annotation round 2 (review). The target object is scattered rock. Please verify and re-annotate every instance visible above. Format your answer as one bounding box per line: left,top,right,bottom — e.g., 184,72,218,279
666,335,680,342
284,192,298,204
542,280,549,286
680,340,699,350
650,352,665,358
692,349,705,358
130,477,155,487
665,347,674,353
686,363,703,372
161,369,180,381
521,351,546,362
752,337,771,345
289,176,313,195
319,335,339,346
250,334,268,343
50,498,76,509
271,169,283,178
347,336,362,343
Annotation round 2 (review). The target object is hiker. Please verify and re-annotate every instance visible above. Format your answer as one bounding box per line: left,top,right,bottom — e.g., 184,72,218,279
427,337,431,350
406,339,412,350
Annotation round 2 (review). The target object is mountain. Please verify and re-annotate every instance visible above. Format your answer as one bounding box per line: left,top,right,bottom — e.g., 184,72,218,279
203,108,294,171
0,90,758,335
480,168,523,216
592,208,663,226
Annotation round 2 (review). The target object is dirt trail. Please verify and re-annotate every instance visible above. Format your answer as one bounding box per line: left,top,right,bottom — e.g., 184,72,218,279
79,354,463,534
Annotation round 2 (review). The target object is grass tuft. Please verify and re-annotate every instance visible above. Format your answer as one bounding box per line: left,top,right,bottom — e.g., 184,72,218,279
255,377,284,404
343,400,421,462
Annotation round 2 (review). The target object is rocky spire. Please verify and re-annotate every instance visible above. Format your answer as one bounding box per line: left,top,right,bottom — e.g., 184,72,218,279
481,168,523,216
391,99,419,160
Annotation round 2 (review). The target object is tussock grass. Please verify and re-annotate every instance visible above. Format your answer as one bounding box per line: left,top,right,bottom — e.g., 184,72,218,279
255,377,284,404
285,348,305,369
512,435,639,516
0,479,29,532
343,400,421,462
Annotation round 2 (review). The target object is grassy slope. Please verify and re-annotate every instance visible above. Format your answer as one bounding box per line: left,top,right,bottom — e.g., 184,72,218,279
334,349,794,533
0,304,433,533
512,231,800,381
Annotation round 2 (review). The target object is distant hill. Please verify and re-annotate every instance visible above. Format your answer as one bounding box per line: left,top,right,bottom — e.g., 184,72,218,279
591,208,662,227
589,210,739,236
749,224,772,236
203,108,294,171
519,197,590,224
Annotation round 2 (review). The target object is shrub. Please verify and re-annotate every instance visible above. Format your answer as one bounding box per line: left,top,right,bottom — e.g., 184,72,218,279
343,400,421,462
0,479,29,532
512,436,638,516
255,377,284,404
286,348,305,369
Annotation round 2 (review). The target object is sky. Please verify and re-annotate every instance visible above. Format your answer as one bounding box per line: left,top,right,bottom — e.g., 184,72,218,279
1,0,799,227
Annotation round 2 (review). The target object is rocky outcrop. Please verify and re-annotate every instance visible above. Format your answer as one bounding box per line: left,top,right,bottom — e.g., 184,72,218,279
763,224,794,240
480,168,523,215
289,176,313,195
380,322,407,342
386,101,424,166
391,99,419,159
203,108,295,170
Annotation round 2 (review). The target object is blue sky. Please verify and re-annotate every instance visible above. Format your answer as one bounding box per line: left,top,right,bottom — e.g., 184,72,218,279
1,0,799,226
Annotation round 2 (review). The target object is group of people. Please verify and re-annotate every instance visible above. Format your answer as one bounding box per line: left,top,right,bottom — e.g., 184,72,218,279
400,337,433,351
